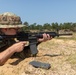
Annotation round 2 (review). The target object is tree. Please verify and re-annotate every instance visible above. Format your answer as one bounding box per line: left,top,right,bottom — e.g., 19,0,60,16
51,22,59,31
36,24,43,31
43,23,51,30
22,22,29,32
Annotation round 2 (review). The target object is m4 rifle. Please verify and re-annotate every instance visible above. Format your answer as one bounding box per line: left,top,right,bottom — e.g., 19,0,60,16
0,31,72,56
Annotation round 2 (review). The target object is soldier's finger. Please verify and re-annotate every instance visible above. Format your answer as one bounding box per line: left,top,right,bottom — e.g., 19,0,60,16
47,34,52,40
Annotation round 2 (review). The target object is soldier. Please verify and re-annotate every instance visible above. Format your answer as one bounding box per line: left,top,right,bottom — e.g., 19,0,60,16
0,12,51,65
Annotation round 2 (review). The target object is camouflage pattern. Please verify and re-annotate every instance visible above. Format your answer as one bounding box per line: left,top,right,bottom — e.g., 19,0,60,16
0,38,31,59
0,38,16,52
0,12,25,28
0,40,8,51
0,12,31,59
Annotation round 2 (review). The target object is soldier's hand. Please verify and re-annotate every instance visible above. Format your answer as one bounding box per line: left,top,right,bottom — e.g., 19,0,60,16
9,41,26,52
38,33,52,42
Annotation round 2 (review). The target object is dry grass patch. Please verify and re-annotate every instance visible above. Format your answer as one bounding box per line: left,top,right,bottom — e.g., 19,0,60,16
0,38,76,75
66,54,76,64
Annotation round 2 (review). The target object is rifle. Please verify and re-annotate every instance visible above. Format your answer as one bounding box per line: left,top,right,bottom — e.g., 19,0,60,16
0,31,72,56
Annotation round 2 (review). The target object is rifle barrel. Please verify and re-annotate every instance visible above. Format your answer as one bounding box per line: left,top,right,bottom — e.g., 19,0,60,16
59,33,72,36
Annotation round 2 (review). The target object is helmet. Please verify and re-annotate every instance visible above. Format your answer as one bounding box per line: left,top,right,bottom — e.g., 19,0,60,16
0,12,25,28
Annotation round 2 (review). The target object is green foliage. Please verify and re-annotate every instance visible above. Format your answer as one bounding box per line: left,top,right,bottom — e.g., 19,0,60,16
43,23,51,30
23,21,76,32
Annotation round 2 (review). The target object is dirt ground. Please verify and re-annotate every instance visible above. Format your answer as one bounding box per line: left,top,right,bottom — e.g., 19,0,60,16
0,38,76,75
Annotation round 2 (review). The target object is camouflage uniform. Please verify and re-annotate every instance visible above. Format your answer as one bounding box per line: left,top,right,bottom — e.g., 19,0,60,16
0,37,32,59
0,12,31,59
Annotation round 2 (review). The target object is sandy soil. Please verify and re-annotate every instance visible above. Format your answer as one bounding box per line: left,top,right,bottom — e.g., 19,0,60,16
0,39,76,75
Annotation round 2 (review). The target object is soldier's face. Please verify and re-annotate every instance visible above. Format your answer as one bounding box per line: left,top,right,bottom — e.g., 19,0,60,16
1,28,20,35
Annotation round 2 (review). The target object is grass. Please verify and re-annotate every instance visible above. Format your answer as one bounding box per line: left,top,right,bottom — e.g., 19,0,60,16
66,54,76,64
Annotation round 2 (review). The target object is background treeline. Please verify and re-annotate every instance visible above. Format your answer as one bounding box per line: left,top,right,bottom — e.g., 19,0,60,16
22,22,76,32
